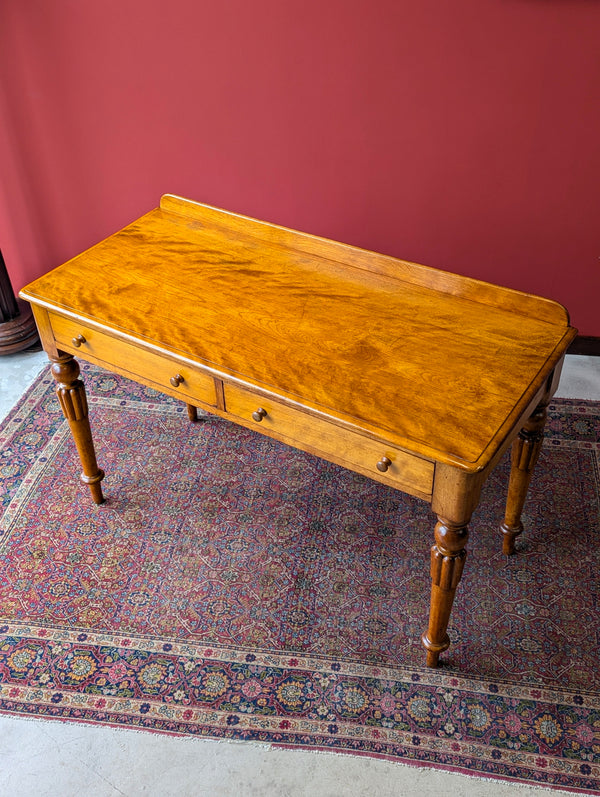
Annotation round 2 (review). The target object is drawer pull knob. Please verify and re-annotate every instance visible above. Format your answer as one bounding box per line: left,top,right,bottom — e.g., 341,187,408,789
72,334,86,347
252,407,267,422
377,456,392,473
170,374,184,387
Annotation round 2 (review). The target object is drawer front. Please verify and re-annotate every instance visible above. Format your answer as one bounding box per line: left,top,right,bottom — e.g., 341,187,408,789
49,312,218,407
223,383,434,497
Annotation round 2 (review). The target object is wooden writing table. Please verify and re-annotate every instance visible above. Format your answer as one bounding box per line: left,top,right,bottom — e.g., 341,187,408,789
20,194,577,667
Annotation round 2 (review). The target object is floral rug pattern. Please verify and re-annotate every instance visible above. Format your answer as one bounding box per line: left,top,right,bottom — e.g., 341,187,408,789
0,365,598,793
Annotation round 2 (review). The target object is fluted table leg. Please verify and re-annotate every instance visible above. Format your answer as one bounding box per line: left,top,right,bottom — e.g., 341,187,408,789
50,353,105,504
421,516,470,667
500,403,548,555
422,465,484,667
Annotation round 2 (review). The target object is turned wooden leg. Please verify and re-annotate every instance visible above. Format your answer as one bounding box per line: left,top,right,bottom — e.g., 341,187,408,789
186,404,198,422
50,353,105,504
500,404,547,555
421,516,469,667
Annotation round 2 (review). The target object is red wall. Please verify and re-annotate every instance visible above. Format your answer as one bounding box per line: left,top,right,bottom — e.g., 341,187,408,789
1,0,599,333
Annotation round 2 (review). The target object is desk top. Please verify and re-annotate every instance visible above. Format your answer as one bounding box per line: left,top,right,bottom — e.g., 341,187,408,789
21,194,577,471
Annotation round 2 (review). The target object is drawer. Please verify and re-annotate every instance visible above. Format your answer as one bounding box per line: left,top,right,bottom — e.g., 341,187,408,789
223,383,434,498
49,312,218,407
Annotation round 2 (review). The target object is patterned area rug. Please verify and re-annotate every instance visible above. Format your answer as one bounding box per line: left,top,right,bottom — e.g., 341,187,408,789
0,364,599,793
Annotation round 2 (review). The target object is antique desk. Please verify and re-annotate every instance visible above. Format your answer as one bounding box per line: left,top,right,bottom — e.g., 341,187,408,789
20,194,577,667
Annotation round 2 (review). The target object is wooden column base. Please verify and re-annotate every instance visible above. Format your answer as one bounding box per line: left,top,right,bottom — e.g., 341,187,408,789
0,300,40,355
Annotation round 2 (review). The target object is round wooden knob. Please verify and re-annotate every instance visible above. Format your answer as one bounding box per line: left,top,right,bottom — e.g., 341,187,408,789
377,456,392,473
170,374,184,387
71,334,86,347
252,407,267,422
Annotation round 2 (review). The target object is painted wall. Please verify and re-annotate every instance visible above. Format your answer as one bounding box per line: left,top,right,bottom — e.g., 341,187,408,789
1,0,599,334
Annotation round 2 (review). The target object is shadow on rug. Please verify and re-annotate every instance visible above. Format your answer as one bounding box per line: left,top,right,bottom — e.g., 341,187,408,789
0,364,598,793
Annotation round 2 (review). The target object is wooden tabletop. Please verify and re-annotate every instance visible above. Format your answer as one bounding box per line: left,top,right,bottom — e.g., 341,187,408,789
21,194,576,472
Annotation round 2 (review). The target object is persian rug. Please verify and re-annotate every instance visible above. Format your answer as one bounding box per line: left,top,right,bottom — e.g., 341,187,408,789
0,363,598,793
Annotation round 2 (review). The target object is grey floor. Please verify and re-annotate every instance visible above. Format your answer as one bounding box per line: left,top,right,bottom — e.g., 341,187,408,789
0,350,598,797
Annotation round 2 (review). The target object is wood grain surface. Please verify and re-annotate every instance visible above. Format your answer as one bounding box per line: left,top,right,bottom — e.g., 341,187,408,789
21,195,576,471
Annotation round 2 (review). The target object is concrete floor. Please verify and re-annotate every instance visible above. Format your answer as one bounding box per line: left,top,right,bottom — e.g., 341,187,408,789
0,350,598,796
